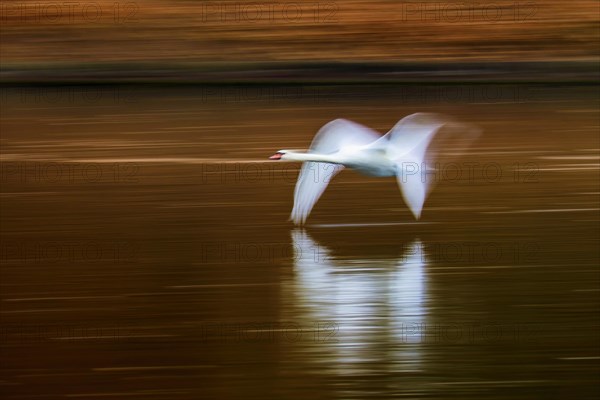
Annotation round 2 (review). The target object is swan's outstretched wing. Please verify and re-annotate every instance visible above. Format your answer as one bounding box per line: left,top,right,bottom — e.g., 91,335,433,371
376,113,448,158
384,113,480,219
291,119,381,225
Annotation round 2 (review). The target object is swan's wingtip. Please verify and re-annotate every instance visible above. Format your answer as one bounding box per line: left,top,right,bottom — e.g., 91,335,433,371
410,209,423,220
289,214,305,226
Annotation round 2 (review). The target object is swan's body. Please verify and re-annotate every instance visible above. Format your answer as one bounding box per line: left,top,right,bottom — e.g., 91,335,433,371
281,147,397,177
270,113,479,225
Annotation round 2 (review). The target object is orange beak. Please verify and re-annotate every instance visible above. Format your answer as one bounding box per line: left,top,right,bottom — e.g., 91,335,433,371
269,153,283,160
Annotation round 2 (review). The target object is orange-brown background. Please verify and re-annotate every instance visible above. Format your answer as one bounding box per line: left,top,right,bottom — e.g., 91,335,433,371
1,0,598,65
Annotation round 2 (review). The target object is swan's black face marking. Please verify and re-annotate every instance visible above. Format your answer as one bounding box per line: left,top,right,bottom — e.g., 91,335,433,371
269,152,284,160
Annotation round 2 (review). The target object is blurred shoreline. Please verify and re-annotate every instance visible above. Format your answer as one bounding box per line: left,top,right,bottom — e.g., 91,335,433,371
2,61,599,84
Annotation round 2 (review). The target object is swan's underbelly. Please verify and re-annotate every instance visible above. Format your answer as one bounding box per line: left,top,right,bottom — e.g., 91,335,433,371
344,158,397,177
335,148,397,177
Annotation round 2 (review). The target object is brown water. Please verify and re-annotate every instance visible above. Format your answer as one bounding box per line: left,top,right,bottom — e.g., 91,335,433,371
1,84,599,399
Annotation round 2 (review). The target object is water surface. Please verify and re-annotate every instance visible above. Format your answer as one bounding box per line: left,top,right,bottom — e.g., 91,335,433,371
1,84,599,399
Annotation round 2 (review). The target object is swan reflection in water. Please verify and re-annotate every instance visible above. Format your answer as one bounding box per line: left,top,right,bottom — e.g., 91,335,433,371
284,229,429,374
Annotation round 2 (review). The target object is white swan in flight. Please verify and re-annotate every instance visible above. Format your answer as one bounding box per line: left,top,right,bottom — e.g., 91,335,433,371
270,113,479,225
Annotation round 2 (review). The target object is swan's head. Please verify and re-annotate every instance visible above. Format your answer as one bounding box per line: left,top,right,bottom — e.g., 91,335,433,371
269,150,289,160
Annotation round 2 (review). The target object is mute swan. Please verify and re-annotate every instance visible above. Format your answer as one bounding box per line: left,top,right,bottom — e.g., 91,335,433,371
270,113,479,225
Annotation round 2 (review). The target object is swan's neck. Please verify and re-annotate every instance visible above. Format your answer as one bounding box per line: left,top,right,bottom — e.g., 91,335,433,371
285,152,339,164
